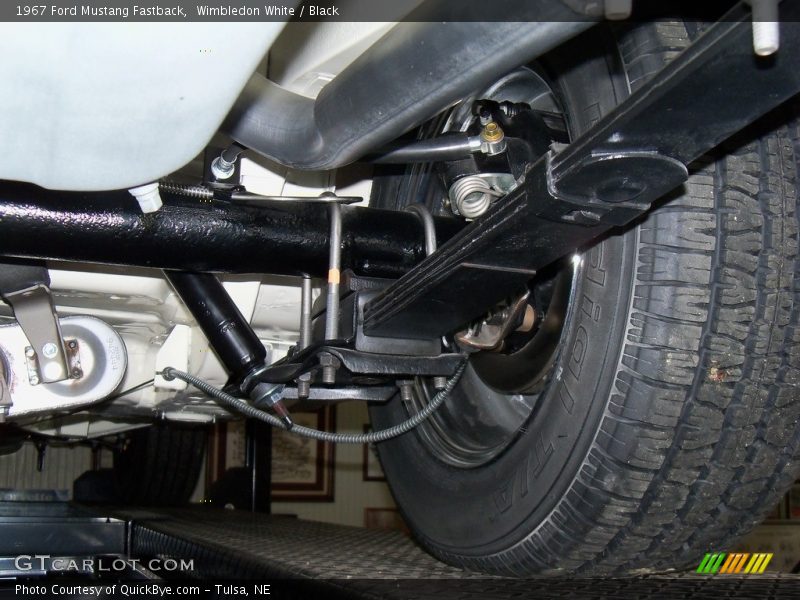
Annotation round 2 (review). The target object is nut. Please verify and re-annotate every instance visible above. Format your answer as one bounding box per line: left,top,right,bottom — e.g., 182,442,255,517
318,353,340,368
480,121,504,143
318,352,341,385
250,382,285,407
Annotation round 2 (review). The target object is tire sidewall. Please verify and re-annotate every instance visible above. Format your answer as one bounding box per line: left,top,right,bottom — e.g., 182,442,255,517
369,27,640,558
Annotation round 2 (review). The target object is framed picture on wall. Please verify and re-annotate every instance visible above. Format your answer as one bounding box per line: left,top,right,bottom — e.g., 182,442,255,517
791,480,800,519
271,406,336,502
766,491,791,521
364,508,409,534
362,425,386,482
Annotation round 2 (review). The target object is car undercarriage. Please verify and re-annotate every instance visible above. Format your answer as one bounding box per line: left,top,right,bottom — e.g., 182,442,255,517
0,0,799,577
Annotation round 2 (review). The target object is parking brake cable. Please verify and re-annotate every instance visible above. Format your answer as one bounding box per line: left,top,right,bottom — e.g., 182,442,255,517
160,360,467,444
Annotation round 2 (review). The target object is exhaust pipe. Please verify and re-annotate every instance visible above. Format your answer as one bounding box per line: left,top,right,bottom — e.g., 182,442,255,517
223,0,595,170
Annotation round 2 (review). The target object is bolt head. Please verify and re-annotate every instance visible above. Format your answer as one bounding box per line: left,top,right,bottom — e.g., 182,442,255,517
25,347,35,359
42,343,58,359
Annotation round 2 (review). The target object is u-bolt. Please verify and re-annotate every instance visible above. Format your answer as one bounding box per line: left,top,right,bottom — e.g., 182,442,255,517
405,203,437,257
322,194,343,384
297,275,313,398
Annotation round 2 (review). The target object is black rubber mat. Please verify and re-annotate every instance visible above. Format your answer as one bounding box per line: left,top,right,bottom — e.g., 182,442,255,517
120,508,800,599
130,509,468,579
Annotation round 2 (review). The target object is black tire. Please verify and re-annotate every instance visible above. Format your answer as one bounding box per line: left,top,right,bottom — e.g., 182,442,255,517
369,22,800,576
114,423,207,506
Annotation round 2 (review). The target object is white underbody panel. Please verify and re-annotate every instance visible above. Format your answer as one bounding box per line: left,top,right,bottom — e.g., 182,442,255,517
10,22,385,439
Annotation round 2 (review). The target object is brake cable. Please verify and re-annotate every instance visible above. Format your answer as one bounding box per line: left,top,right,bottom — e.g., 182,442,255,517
160,360,467,444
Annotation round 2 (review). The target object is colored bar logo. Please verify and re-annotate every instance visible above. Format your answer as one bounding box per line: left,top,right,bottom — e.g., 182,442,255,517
696,552,773,574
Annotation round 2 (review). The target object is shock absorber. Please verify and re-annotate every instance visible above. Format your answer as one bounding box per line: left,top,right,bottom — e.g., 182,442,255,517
164,271,293,427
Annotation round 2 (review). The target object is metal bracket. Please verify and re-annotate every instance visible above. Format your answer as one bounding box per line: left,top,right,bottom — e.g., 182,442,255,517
4,284,69,383
253,340,464,384
282,385,396,403
24,338,82,386
0,315,127,419
327,347,463,377
547,150,689,226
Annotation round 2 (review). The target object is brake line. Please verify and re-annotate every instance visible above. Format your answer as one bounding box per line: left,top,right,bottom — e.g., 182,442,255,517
161,361,467,444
